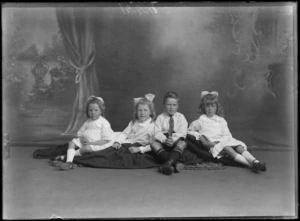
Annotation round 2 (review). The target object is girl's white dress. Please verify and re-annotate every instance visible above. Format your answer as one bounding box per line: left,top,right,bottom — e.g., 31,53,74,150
72,116,115,152
115,118,155,153
188,114,247,158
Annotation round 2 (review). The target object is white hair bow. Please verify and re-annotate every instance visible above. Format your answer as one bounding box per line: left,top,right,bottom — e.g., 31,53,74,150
201,91,218,98
134,93,155,104
88,95,104,103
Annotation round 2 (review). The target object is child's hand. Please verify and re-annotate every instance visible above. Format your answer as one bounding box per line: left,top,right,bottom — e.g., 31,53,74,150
112,142,121,149
165,138,174,147
128,146,141,153
79,136,89,145
197,134,202,141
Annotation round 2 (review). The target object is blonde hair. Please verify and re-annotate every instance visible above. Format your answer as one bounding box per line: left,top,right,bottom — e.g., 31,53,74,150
132,98,156,123
199,93,224,117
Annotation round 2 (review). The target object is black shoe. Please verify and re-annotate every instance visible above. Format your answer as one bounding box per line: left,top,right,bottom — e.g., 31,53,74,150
173,162,184,173
259,162,267,172
252,160,264,173
160,160,174,175
59,162,74,171
49,155,66,167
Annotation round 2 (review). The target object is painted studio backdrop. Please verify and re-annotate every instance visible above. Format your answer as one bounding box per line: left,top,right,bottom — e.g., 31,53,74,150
2,4,295,148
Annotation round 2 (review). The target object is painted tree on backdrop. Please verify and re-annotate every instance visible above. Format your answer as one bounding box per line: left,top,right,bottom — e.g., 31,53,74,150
42,34,68,61
3,9,28,107
204,7,289,104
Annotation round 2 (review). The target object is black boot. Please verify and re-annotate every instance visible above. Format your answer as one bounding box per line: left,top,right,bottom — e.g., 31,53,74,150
173,161,185,173
159,159,175,175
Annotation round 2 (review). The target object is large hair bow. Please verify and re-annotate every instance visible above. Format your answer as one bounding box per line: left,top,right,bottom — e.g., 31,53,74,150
201,91,218,98
134,93,155,104
88,95,104,103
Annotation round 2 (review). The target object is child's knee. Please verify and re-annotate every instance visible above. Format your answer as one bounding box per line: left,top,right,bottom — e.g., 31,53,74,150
68,141,76,149
223,146,238,158
85,145,94,153
173,140,186,156
79,146,94,155
223,146,233,154
150,141,163,153
235,145,245,153
175,140,187,150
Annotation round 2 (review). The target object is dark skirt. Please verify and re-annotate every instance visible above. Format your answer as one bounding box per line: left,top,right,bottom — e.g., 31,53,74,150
74,144,160,169
74,143,202,169
186,134,247,168
33,143,69,159
33,142,203,169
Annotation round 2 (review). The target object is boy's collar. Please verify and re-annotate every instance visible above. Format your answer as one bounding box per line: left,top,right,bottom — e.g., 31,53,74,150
164,112,178,117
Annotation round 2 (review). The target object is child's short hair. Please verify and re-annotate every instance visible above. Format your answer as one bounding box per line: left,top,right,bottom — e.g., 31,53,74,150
133,98,156,122
163,92,179,104
199,94,224,117
86,97,105,118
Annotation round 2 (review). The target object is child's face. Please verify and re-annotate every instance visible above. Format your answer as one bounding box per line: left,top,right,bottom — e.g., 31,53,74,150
205,103,217,117
137,104,151,122
88,103,102,120
164,98,179,115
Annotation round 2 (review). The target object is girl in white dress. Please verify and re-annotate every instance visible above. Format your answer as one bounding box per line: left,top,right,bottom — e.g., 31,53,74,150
59,95,115,170
188,91,267,173
112,93,156,154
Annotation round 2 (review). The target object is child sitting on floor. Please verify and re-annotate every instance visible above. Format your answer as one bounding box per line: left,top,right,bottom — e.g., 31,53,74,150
112,93,156,154
151,92,188,175
188,91,267,173
57,95,115,170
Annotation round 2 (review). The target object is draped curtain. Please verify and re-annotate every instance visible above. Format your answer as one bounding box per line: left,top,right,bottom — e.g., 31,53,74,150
56,7,99,134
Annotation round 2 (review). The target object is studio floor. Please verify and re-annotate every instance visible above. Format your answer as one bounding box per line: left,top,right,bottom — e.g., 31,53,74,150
3,146,297,219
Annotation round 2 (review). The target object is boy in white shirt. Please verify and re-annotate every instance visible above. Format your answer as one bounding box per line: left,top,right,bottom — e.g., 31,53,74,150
151,92,188,175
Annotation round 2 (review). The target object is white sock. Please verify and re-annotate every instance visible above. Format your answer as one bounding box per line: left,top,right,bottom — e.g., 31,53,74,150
234,154,251,167
242,151,256,165
66,149,75,162
66,148,82,163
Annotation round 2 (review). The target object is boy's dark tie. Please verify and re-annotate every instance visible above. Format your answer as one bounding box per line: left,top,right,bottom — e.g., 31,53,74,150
168,115,174,137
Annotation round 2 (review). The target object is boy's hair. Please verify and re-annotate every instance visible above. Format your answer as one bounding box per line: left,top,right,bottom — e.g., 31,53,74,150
86,97,105,118
133,98,156,122
199,94,224,117
163,92,179,104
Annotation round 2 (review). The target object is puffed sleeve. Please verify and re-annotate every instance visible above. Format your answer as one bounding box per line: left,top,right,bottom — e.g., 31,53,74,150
172,114,188,141
187,119,202,140
101,118,115,141
115,121,133,144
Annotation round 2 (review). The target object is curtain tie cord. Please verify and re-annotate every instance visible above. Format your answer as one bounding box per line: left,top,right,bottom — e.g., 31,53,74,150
69,55,95,84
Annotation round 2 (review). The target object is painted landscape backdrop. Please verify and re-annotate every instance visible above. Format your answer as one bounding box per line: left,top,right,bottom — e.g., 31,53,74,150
2,3,295,149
